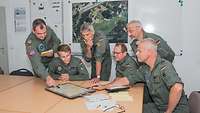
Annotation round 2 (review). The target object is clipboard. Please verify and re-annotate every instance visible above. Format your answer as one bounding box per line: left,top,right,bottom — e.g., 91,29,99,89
45,83,95,99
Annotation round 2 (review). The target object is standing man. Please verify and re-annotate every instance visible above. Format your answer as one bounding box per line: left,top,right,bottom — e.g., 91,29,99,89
25,18,61,86
127,20,175,63
80,23,112,81
48,44,89,81
93,43,144,90
136,38,189,113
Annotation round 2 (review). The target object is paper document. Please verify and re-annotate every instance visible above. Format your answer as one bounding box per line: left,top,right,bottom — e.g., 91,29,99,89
84,94,116,111
109,91,133,101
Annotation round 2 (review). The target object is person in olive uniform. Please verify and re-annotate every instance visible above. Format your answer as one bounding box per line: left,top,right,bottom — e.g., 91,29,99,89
127,20,175,63
93,43,144,90
79,23,112,81
136,38,189,113
48,44,89,81
25,18,61,86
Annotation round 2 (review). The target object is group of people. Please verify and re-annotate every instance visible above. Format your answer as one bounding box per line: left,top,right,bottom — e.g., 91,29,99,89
25,18,189,113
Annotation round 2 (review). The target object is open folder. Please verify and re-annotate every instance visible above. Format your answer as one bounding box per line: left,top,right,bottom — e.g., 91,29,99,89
45,83,95,99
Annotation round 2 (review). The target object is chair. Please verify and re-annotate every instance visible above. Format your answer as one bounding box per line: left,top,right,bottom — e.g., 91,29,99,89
188,91,200,113
0,66,4,74
10,68,33,76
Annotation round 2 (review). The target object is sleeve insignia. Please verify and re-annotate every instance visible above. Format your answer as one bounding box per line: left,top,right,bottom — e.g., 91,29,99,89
161,65,167,71
28,50,36,56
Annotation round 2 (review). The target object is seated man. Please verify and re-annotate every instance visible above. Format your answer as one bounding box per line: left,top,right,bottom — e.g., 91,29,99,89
136,38,189,113
93,43,144,89
48,44,89,83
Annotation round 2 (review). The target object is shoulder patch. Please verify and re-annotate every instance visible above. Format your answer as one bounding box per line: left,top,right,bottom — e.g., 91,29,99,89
28,49,36,57
96,39,104,47
161,65,167,71
155,39,160,45
25,39,32,46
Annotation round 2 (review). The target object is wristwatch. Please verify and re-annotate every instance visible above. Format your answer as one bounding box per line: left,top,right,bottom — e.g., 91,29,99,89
96,75,100,79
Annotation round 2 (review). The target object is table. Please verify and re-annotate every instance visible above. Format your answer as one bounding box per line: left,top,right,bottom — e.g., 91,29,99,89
0,75,33,92
0,76,144,113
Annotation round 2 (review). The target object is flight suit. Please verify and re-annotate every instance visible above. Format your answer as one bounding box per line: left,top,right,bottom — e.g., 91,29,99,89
130,31,175,63
139,56,189,113
80,32,112,81
48,56,89,80
25,26,61,79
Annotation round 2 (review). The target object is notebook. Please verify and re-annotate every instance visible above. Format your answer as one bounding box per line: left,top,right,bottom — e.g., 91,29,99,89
45,83,95,99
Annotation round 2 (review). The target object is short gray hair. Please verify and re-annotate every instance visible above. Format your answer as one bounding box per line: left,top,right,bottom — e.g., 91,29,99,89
127,20,142,28
80,23,95,34
138,38,157,51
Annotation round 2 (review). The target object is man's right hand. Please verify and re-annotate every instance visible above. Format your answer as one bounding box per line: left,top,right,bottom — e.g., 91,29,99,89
85,40,93,48
59,74,69,81
46,75,56,87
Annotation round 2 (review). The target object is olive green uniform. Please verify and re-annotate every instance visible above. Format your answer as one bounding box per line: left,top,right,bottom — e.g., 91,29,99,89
116,54,144,84
139,56,189,113
48,56,89,80
130,31,175,63
80,32,112,81
25,26,61,79
116,54,152,103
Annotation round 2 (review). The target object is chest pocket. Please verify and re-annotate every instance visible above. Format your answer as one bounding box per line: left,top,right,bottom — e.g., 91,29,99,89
67,66,79,75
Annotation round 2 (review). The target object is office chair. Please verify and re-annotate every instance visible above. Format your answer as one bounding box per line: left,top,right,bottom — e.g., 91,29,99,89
0,66,4,74
188,91,200,113
10,68,33,76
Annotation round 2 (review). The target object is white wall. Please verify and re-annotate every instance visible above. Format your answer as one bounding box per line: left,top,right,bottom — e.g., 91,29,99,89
0,0,32,73
179,0,200,95
0,0,199,95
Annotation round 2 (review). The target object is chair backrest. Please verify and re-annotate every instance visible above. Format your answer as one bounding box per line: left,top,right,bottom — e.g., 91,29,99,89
0,67,4,74
10,68,33,76
188,91,200,113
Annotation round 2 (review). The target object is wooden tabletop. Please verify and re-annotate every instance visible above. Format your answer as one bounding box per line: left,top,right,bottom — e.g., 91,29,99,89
0,76,144,113
0,75,33,92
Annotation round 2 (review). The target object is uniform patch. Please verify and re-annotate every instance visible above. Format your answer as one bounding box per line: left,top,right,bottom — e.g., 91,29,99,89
38,43,46,52
57,66,62,72
29,50,36,56
96,39,104,47
27,40,32,44
161,66,167,71
155,39,160,45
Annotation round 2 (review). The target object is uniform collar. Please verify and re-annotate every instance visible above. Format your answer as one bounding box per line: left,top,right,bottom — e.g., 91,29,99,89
152,55,162,71
143,31,149,39
140,55,162,72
